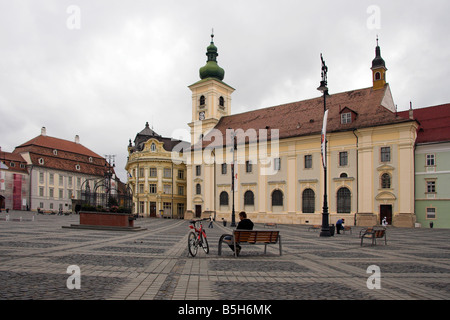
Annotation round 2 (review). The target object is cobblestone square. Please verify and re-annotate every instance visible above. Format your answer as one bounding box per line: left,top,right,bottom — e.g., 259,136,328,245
1,211,450,300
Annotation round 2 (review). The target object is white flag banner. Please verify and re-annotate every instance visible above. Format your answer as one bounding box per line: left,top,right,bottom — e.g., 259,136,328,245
321,109,329,168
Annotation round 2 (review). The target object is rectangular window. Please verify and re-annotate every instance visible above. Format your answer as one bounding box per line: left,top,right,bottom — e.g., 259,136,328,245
178,185,184,196
196,165,201,176
426,154,435,166
304,155,312,169
149,167,157,177
339,152,348,166
381,147,391,162
49,174,54,185
163,202,172,215
149,184,157,194
341,112,351,124
39,172,44,184
221,163,227,174
427,181,436,193
139,168,144,178
164,168,172,178
177,203,185,216
274,158,281,171
39,187,44,197
163,184,171,194
246,160,252,173
49,188,54,198
59,189,64,199
426,207,436,219
139,184,144,193
59,175,64,186
178,170,184,180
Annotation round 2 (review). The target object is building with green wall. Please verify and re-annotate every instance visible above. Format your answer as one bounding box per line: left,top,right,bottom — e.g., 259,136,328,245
400,104,450,228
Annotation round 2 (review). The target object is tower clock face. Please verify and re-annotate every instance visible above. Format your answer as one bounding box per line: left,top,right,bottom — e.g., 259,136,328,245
199,111,205,120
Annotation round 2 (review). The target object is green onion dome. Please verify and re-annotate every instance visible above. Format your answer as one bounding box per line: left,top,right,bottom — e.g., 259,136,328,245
199,33,225,81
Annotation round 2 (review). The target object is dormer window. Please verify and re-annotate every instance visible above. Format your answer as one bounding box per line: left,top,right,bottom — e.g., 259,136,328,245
151,143,156,152
341,112,352,124
75,164,81,171
38,158,44,165
53,149,58,155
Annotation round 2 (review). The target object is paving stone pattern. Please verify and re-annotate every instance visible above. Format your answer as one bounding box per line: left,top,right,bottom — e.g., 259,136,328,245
1,211,450,300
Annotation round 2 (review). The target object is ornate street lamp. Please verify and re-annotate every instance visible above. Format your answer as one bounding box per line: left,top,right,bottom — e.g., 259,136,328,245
318,54,331,237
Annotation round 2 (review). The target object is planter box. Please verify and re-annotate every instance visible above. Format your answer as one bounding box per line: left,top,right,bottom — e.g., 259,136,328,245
79,211,135,228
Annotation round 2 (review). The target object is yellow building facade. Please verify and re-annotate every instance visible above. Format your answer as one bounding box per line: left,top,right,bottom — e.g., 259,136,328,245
126,123,190,218
185,37,418,227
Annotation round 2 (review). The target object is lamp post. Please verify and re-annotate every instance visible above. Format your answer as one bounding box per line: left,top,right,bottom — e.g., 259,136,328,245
230,131,237,227
230,133,237,227
318,53,331,237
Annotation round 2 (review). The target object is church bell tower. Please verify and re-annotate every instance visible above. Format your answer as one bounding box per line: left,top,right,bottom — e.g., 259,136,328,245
188,32,235,145
371,37,387,90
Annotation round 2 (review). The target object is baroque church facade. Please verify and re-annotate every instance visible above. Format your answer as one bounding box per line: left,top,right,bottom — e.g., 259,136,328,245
184,35,418,227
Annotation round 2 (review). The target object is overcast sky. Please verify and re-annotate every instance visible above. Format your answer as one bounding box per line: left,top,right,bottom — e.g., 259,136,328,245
1,0,449,182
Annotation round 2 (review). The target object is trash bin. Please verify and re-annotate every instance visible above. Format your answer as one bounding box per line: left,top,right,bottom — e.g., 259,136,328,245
329,224,335,236
223,219,227,227
430,222,434,229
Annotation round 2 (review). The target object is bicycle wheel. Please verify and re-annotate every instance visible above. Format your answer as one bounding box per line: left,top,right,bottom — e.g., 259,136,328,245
188,231,198,257
200,233,209,254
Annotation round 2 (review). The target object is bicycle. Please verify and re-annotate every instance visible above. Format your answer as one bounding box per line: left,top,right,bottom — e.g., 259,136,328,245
187,218,210,257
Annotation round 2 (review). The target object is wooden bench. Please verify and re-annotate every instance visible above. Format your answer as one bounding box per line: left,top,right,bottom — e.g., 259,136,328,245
218,230,282,257
360,227,387,246
359,227,374,238
308,225,321,232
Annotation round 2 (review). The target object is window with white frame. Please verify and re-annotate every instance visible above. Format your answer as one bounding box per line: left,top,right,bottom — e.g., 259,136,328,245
341,112,351,124
426,207,436,219
426,154,435,166
426,180,436,193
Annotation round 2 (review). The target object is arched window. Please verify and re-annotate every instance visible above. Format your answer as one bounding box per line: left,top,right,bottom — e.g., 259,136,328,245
381,173,391,189
196,184,201,195
244,190,254,206
375,72,381,80
219,191,229,206
302,188,315,213
272,189,283,206
199,95,205,106
151,143,156,152
337,187,351,213
219,96,225,107
340,172,348,178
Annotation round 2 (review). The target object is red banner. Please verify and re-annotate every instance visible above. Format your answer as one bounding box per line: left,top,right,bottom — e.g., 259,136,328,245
13,174,22,210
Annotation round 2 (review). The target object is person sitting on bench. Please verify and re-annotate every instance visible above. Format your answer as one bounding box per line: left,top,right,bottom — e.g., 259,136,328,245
224,211,254,256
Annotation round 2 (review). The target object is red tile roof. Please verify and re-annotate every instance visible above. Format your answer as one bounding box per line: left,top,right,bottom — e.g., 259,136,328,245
13,134,112,177
398,103,450,144
15,135,102,158
198,85,413,149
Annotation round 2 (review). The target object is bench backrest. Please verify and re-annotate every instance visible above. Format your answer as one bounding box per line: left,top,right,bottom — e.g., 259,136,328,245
234,230,279,244
374,229,386,238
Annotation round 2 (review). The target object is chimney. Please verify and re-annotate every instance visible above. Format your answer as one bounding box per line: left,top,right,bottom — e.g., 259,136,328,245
75,135,80,144
409,101,414,120
41,127,47,136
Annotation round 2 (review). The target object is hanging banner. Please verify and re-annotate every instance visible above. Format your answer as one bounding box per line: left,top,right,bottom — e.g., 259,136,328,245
321,109,329,168
0,171,5,191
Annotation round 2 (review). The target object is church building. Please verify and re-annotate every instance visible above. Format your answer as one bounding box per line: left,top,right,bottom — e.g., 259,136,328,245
185,35,418,227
